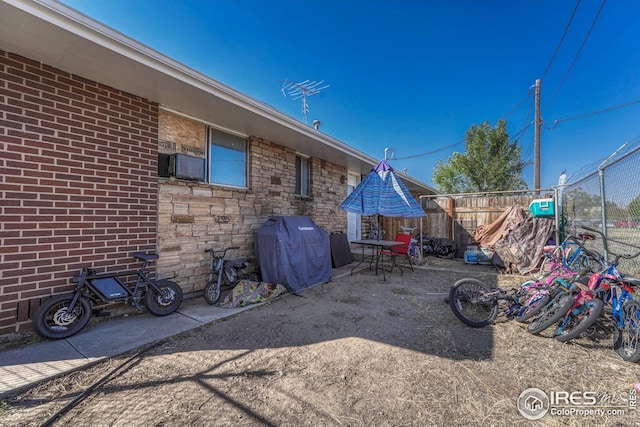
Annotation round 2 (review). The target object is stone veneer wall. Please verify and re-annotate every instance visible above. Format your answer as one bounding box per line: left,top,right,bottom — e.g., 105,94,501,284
157,136,348,294
0,49,350,335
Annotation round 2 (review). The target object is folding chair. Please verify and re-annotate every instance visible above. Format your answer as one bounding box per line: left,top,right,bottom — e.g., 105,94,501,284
382,233,415,272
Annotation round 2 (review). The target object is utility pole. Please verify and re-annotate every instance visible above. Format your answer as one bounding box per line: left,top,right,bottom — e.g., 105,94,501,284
534,79,541,193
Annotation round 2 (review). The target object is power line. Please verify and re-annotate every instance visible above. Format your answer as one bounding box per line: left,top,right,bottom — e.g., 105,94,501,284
544,0,607,113
549,98,640,128
393,139,465,160
394,118,533,162
564,135,640,183
394,89,534,161
500,95,535,161
523,133,536,162
499,93,532,121
512,122,534,144
540,0,582,82
518,95,535,140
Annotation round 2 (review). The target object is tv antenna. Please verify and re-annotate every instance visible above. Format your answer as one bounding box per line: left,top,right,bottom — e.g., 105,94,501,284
281,79,329,124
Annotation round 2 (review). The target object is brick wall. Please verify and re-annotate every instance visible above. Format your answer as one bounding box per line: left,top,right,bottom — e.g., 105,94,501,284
0,51,159,335
157,136,349,293
0,50,351,336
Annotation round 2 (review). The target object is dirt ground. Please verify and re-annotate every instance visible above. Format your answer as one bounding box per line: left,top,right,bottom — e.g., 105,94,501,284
2,258,640,427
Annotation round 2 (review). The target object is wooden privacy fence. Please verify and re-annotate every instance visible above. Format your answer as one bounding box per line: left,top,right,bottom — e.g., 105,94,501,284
414,190,554,257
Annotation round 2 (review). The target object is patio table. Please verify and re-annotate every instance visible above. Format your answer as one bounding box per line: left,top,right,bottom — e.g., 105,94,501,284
350,239,405,281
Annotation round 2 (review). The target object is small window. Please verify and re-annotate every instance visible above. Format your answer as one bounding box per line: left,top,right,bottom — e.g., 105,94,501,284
296,155,310,196
208,127,247,187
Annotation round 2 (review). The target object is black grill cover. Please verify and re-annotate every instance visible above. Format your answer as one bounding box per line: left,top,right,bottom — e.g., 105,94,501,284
254,216,331,292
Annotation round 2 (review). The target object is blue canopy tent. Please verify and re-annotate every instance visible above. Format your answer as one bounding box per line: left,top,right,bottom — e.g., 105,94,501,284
339,160,426,239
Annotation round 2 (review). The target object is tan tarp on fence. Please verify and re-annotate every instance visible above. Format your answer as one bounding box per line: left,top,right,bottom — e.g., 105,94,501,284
471,205,526,249
492,216,556,274
468,204,555,274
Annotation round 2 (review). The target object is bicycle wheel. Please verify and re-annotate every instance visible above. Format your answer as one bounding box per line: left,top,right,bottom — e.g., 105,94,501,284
448,278,498,328
145,280,183,316
516,292,552,323
527,291,575,334
614,300,640,362
554,299,604,342
32,293,92,339
203,276,222,305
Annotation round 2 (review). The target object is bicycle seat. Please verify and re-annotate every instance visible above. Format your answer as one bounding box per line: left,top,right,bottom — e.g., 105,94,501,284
133,252,159,262
573,281,590,292
228,258,252,268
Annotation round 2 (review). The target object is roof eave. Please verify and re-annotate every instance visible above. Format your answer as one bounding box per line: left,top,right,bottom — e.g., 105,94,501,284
0,0,438,194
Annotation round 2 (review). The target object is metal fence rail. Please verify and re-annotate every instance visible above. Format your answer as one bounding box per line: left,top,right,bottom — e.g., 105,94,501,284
561,143,640,275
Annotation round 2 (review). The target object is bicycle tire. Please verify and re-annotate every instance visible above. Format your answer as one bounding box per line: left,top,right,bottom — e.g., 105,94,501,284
516,292,552,323
448,278,498,328
554,299,604,342
144,280,183,316
32,293,92,340
515,277,570,323
614,300,640,362
203,276,221,305
527,292,575,334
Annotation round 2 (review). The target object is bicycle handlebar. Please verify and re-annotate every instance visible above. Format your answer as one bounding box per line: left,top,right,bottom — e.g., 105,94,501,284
205,246,240,256
580,226,640,265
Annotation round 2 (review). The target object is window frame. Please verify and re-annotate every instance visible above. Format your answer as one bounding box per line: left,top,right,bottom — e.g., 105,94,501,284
295,154,310,197
207,127,248,188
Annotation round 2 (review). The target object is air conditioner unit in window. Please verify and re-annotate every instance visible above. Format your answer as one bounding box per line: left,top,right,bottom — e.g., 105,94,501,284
169,153,205,181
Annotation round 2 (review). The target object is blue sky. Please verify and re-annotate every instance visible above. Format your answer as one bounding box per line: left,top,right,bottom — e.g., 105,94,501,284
60,0,640,190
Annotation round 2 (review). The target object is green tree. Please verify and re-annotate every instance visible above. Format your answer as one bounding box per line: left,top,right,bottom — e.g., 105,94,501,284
605,200,627,221
563,188,601,220
627,194,640,220
432,120,530,193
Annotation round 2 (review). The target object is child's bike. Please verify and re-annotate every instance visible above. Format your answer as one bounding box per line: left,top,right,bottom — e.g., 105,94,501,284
526,230,606,336
606,278,640,361
448,277,566,328
514,253,587,323
552,226,640,355
203,246,258,305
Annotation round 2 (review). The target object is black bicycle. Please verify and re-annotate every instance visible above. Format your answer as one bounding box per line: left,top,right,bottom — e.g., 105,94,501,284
448,278,529,327
33,252,183,339
203,246,258,305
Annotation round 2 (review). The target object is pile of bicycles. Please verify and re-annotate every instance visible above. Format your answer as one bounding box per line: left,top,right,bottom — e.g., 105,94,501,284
448,226,640,363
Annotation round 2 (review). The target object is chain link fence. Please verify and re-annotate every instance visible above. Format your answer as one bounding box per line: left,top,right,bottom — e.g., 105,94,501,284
561,143,640,275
